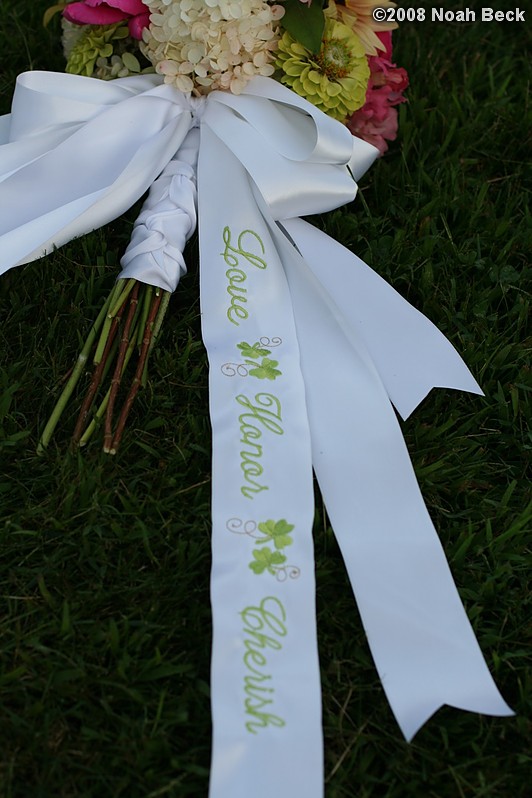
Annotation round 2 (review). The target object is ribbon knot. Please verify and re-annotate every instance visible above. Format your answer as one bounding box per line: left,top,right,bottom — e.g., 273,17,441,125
187,94,207,127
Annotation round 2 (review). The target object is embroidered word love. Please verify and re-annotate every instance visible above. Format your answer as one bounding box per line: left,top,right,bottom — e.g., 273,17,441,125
221,226,267,326
241,595,287,734
235,392,284,499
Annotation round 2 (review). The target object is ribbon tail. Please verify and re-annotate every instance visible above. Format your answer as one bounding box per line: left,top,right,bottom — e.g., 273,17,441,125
198,123,323,798
268,220,513,740
282,218,483,419
0,113,12,145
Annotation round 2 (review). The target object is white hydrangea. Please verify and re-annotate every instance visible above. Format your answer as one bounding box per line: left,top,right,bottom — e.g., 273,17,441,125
141,0,285,95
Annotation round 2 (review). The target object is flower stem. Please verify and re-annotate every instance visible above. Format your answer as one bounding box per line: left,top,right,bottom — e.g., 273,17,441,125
142,289,170,387
36,289,114,454
78,334,137,448
71,309,121,446
137,285,153,347
108,277,137,320
103,282,140,453
109,290,162,455
94,278,135,366
149,290,171,354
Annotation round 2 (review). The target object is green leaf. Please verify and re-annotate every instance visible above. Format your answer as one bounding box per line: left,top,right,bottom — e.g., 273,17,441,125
256,519,295,550
42,3,68,28
281,0,325,54
122,52,141,73
237,341,271,359
247,358,282,381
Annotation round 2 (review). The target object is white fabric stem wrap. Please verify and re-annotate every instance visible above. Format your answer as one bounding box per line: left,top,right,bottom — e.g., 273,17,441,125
0,71,513,798
119,127,199,292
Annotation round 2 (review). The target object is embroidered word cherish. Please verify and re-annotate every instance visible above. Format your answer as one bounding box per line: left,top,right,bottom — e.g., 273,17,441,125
241,595,287,734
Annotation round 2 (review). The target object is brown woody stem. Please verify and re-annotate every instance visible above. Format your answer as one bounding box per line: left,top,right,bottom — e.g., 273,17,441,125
109,290,162,455
71,310,121,446
77,334,137,448
103,282,140,453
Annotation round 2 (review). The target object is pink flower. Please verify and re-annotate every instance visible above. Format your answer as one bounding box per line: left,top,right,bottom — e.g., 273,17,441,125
347,31,408,155
63,0,150,40
348,101,399,155
368,32,409,98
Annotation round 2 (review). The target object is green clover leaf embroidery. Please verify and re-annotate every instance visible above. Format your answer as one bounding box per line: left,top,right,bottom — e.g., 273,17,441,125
256,519,294,550
247,358,282,381
249,547,287,575
237,341,271,360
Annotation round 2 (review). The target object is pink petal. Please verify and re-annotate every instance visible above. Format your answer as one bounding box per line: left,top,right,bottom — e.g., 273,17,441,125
128,12,150,39
63,2,129,25
85,0,147,12
376,31,393,58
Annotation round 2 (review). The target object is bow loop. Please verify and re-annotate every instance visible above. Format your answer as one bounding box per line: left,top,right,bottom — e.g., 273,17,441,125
204,78,372,219
0,73,378,273
0,74,194,272
6,71,164,142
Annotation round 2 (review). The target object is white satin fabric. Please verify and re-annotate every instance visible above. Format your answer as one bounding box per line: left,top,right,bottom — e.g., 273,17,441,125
0,71,513,798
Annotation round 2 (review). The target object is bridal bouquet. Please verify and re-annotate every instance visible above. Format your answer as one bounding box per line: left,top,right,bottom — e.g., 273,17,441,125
32,0,408,453
0,2,512,797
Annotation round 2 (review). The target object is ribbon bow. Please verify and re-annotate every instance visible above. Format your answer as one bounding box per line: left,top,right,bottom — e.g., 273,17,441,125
0,72,512,798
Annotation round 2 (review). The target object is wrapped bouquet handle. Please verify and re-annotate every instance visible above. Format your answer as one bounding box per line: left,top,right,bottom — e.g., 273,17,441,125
0,70,513,798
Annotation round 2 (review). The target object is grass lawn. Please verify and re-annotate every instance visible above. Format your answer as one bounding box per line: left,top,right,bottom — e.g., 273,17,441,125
1,2,530,796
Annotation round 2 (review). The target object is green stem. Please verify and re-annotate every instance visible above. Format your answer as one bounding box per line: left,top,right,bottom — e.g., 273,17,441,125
93,280,124,366
149,290,171,354
108,277,137,319
137,285,153,348
94,278,136,365
36,289,114,454
71,309,121,446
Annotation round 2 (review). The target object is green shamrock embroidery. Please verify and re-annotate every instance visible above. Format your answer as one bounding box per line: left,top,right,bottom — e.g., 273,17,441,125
237,341,271,360
256,519,294,550
247,357,282,381
249,547,287,575
234,341,282,381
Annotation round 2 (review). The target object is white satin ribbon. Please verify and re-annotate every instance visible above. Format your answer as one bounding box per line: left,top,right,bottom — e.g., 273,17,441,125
274,218,511,739
0,71,372,276
0,70,513,797
198,123,323,797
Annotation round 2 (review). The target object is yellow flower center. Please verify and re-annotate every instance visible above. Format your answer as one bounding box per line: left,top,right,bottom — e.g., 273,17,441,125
316,38,352,80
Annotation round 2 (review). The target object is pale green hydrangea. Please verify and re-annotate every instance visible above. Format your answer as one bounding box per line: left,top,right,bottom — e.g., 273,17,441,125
65,23,130,76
